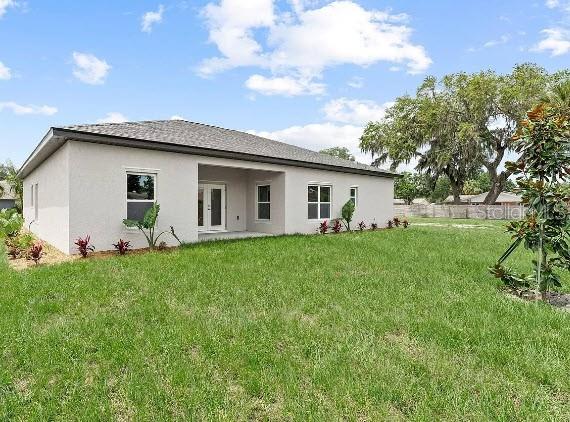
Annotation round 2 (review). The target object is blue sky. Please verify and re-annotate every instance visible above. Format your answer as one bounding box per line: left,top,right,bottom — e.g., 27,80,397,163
1,0,569,167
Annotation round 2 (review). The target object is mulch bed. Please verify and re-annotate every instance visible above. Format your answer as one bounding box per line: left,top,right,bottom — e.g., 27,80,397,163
505,288,570,312
7,242,178,271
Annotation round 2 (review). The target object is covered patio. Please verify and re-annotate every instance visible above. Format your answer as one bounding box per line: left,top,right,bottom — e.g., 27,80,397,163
197,163,285,237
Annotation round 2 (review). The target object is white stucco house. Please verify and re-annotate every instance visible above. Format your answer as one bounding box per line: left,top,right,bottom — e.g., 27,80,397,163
18,120,396,254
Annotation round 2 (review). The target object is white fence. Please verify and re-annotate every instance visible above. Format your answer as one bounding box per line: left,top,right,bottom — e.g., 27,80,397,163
394,204,526,220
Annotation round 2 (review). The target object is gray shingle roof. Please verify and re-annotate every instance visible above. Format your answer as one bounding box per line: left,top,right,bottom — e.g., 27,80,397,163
59,120,394,176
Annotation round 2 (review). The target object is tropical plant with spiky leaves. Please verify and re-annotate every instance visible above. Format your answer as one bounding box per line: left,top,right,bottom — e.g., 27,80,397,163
123,203,180,250
490,98,570,300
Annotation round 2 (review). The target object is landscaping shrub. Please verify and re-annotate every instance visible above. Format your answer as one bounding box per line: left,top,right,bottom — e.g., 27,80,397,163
4,232,34,259
341,200,355,231
318,220,329,234
491,98,570,300
358,221,366,231
123,203,177,250
0,209,23,238
402,219,409,228
28,242,43,265
332,219,342,233
112,239,131,255
387,220,394,229
370,221,378,230
158,241,168,251
75,235,95,258
393,217,401,227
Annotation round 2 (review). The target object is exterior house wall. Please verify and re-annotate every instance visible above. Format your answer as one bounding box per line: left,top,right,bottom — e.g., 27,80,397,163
284,167,394,233
23,142,70,253
25,140,394,254
246,170,286,234
67,141,198,252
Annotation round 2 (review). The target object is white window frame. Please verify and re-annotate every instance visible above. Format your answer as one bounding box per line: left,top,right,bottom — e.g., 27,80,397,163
125,171,157,220
256,184,271,221
350,186,358,207
307,183,332,220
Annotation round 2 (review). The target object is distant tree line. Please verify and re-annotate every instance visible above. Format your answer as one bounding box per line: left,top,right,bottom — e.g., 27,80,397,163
394,171,516,204
360,63,570,204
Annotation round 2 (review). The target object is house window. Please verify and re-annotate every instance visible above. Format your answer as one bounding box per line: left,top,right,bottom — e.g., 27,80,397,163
126,173,156,220
308,185,331,220
256,185,271,220
350,186,358,206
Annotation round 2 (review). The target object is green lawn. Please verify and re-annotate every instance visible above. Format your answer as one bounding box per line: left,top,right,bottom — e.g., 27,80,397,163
1,223,570,420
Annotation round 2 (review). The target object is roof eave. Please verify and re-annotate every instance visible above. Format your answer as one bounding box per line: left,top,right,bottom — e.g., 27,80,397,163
20,127,398,179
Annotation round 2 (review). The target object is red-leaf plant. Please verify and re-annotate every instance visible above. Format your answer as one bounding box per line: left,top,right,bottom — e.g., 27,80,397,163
113,239,131,255
358,221,366,231
318,220,329,234
332,219,342,233
75,235,95,258
28,242,43,265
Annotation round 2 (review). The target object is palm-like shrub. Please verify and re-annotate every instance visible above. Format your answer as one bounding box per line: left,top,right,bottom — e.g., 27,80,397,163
28,242,43,264
491,101,570,300
113,239,131,255
332,219,342,233
318,220,329,234
123,203,176,250
75,235,95,258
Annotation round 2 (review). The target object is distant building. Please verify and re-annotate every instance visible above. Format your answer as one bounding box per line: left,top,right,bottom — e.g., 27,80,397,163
442,194,477,204
394,197,431,205
0,180,16,209
443,191,522,206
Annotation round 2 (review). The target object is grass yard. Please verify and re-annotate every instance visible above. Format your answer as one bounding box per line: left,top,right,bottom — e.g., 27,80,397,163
1,222,570,420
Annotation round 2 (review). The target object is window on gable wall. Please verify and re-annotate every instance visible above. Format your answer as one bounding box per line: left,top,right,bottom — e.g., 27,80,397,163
126,173,156,220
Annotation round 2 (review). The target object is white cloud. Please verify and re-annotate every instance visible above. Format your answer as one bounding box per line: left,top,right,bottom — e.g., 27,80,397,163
245,74,325,96
0,0,15,18
97,112,128,123
533,28,570,55
322,97,391,125
199,0,431,95
170,115,185,120
199,0,274,76
0,101,57,116
72,52,111,85
141,5,165,33
347,76,363,88
249,122,373,163
0,61,11,80
483,34,511,48
545,0,570,11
